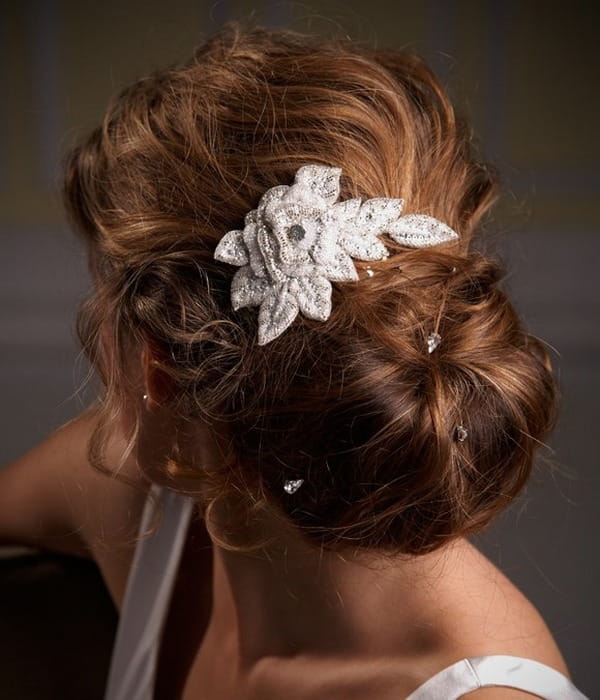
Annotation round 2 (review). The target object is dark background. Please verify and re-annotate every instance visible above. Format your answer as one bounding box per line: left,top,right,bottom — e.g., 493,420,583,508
1,1,598,697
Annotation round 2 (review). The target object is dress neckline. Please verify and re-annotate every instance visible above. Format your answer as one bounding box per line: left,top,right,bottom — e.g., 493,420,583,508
406,654,587,699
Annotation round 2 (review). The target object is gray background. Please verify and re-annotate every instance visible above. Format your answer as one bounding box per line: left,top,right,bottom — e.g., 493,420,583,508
1,1,598,696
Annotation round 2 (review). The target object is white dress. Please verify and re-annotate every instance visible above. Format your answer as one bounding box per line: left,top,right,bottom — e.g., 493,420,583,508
104,485,588,700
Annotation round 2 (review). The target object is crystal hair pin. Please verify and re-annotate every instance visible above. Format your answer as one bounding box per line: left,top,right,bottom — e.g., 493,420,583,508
283,478,304,494
456,425,469,442
427,332,442,354
214,165,459,345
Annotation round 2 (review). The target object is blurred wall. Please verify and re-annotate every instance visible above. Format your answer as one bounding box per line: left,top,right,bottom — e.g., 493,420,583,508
1,0,598,695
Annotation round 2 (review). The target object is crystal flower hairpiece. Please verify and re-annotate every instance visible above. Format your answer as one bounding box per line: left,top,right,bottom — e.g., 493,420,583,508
214,165,459,345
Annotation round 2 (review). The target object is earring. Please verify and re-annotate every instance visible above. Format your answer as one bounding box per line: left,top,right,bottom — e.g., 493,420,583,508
142,393,148,401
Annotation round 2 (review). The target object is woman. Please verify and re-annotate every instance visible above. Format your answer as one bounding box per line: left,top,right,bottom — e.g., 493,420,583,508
0,23,588,699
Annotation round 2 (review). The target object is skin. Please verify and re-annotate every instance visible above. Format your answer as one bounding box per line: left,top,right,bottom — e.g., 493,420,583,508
0,343,572,699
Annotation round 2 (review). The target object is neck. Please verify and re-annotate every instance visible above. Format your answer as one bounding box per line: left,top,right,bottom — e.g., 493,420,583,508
204,506,469,667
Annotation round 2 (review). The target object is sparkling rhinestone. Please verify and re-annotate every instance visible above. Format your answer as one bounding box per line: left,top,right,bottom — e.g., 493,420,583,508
456,425,468,442
283,478,304,494
288,224,306,241
427,332,441,354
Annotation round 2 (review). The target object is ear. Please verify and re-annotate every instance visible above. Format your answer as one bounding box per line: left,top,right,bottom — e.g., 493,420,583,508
141,338,177,411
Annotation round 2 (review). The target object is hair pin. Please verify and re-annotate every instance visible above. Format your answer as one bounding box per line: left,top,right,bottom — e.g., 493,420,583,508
456,425,468,442
427,332,442,354
283,478,304,494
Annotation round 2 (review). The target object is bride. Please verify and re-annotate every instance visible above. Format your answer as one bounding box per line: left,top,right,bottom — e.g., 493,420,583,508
0,23,587,699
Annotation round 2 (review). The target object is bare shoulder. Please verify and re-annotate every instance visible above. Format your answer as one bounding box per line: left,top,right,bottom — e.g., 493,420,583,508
68,407,153,607
0,406,151,607
436,538,571,675
372,538,575,699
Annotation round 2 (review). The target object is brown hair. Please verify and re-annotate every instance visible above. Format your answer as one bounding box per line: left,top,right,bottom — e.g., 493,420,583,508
62,23,558,555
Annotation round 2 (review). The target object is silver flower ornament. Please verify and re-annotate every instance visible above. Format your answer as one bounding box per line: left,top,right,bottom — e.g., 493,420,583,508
214,165,459,345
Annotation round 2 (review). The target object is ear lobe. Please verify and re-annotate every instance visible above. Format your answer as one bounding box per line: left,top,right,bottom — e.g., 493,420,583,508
141,339,177,409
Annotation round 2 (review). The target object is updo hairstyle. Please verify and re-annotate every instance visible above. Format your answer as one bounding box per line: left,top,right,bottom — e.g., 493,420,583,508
62,23,558,555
